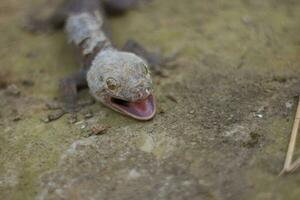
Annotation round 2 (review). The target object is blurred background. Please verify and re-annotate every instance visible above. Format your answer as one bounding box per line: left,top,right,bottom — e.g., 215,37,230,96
0,0,300,199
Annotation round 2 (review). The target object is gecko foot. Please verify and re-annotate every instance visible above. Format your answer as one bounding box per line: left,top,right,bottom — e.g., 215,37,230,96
41,110,66,123
41,99,95,124
123,39,179,76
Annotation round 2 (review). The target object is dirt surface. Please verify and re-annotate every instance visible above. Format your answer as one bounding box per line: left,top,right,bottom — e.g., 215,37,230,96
1,0,300,199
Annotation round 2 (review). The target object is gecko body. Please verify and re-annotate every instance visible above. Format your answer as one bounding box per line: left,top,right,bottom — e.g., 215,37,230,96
28,0,163,121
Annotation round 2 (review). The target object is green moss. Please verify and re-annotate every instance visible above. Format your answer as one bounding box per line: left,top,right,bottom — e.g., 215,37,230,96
1,0,300,199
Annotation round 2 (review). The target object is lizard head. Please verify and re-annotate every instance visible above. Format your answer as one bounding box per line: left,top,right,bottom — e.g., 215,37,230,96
87,49,156,120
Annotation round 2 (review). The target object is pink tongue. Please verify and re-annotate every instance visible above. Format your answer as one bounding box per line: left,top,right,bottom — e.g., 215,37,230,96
111,95,155,119
128,98,148,112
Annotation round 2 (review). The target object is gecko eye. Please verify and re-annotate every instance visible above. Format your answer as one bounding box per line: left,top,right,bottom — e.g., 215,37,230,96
106,78,119,91
142,63,149,75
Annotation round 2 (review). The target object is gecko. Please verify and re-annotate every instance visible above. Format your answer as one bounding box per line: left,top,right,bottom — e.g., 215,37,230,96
26,0,171,122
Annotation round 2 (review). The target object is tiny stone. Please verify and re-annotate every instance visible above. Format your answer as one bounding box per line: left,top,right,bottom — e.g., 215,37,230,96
182,180,192,186
256,113,263,118
6,84,21,96
75,120,85,125
81,124,86,129
40,116,50,123
87,125,110,137
285,101,293,109
242,15,252,25
12,115,21,122
158,108,165,114
189,110,195,114
84,111,93,119
128,169,141,179
92,126,107,134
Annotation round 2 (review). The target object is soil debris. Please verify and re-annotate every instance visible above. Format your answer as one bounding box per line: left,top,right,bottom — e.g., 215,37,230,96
21,79,34,87
166,94,178,103
5,84,20,96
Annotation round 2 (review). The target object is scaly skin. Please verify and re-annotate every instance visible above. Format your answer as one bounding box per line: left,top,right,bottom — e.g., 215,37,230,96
25,0,166,122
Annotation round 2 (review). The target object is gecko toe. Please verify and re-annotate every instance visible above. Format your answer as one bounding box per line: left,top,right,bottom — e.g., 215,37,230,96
46,101,63,110
41,110,66,123
68,113,78,124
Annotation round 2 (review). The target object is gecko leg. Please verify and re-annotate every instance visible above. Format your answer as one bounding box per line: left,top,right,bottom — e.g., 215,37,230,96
123,39,178,75
42,70,92,124
59,70,89,123
103,0,150,15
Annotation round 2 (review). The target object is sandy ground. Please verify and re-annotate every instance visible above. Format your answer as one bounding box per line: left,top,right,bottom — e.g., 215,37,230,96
1,0,300,199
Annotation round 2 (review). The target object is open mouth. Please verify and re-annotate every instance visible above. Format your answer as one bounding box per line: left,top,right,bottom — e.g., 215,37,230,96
109,94,156,120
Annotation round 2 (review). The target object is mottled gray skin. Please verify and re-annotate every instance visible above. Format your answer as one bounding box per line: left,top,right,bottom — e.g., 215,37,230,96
65,11,111,55
25,0,162,122
87,49,153,104
65,10,153,106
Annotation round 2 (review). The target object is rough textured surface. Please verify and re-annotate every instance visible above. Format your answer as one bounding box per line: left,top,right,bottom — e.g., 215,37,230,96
66,11,109,55
1,0,300,199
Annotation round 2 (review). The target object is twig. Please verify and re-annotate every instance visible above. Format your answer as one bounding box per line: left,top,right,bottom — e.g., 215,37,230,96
280,96,300,176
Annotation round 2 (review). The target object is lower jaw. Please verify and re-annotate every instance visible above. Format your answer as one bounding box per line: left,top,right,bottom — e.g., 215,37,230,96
111,107,156,120
108,95,156,120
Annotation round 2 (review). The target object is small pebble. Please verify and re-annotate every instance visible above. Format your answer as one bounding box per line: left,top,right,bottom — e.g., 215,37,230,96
6,84,21,96
256,113,263,118
285,101,293,109
158,108,165,114
84,111,93,119
40,116,50,123
242,15,252,25
81,124,87,129
89,125,110,136
75,120,85,125
12,115,21,122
